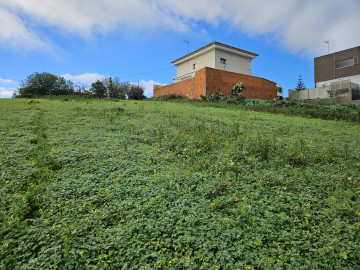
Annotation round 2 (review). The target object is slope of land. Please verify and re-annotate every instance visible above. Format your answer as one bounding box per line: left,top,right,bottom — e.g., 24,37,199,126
1,99,359,269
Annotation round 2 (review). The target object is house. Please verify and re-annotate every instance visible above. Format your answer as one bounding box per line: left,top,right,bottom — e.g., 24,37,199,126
153,42,277,100
289,46,360,105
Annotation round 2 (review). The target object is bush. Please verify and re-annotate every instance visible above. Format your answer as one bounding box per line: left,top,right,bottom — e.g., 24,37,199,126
200,82,246,104
118,92,126,100
200,91,226,102
127,85,146,100
227,82,246,104
90,80,107,98
160,94,184,100
15,72,74,97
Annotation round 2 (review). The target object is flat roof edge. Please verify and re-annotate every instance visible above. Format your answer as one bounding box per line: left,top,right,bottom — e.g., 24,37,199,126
171,41,258,65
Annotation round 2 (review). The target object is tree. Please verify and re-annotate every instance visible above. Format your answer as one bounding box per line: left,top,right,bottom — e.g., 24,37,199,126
16,72,74,97
90,80,106,98
295,74,307,91
127,84,146,100
102,77,131,98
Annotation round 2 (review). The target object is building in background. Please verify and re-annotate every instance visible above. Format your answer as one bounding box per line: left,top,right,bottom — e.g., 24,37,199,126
289,46,360,105
154,42,277,100
314,46,360,87
172,42,257,82
276,84,283,98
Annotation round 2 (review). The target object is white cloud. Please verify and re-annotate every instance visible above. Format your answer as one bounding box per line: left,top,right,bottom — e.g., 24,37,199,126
0,0,188,50
0,0,359,54
158,0,360,55
0,87,15,98
137,80,165,98
0,77,19,98
0,77,16,84
0,6,51,50
61,73,105,85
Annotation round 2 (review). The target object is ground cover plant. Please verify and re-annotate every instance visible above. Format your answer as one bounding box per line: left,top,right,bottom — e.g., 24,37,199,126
196,95,360,122
0,98,359,269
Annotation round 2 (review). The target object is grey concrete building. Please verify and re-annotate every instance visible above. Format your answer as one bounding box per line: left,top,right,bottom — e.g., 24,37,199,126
289,46,360,105
315,46,360,87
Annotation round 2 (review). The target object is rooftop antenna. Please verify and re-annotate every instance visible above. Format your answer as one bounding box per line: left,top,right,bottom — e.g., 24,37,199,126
324,40,329,54
184,40,190,53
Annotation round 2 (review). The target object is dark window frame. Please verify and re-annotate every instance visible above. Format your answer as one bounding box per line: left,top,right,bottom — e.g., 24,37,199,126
220,58,226,64
335,58,355,69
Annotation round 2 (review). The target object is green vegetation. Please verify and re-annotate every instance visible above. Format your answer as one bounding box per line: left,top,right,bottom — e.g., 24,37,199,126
1,98,359,269
15,72,75,98
90,80,107,98
200,82,246,104
190,98,360,123
295,74,307,91
236,99,360,122
13,72,146,100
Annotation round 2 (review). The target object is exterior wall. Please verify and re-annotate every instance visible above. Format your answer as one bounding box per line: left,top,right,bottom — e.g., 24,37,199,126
154,67,277,100
289,87,330,101
315,74,360,88
289,88,360,105
174,45,255,81
175,50,215,81
215,49,252,75
154,68,207,99
205,68,277,100
314,46,360,84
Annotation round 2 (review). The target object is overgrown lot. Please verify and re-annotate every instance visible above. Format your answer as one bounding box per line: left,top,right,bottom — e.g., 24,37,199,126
1,98,359,269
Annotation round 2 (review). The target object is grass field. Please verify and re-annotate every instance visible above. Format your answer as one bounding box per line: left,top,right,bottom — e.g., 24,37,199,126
1,98,359,269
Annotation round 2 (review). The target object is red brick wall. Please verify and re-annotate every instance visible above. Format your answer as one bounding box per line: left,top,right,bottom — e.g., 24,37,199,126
205,67,277,100
153,68,207,99
154,67,277,100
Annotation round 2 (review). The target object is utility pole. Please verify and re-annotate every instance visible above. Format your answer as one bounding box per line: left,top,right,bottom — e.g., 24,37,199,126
324,40,329,54
184,40,190,53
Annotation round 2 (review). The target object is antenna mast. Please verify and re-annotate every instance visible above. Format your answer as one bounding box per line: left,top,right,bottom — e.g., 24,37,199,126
324,40,329,54
184,40,190,53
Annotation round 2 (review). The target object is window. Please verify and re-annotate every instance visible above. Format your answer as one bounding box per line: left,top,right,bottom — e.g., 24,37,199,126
220,58,226,64
335,58,354,69
193,63,197,70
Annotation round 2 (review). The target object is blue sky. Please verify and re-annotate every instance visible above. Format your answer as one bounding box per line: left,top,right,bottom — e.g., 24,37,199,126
1,0,359,98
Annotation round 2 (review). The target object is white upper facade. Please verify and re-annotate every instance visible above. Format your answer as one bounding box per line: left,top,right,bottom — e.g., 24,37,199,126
171,42,258,82
315,75,360,89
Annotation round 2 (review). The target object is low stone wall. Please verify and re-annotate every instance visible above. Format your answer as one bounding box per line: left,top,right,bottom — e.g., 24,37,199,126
350,100,360,106
289,87,330,101
289,88,360,105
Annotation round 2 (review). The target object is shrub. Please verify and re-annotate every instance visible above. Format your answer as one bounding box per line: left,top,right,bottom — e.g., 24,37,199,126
160,94,184,100
90,80,106,98
15,72,74,97
118,92,126,100
127,85,146,100
227,82,246,104
200,91,226,102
